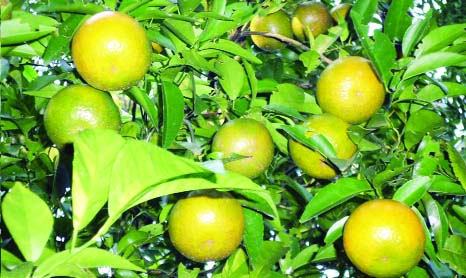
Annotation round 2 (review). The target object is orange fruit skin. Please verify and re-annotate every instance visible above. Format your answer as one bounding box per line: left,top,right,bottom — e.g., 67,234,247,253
71,11,151,91
44,85,121,147
292,1,333,41
343,199,426,278
316,56,385,124
211,118,274,178
168,190,245,262
250,10,293,52
288,113,356,179
330,3,352,23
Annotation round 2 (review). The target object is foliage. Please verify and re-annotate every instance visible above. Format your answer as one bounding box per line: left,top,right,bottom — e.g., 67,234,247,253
1,0,465,277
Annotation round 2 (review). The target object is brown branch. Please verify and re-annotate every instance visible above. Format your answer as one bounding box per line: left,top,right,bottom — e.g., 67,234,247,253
240,31,333,64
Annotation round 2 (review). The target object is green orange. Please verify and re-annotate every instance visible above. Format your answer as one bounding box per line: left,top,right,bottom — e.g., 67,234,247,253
250,10,293,51
343,199,426,277
71,11,151,91
288,113,356,179
43,85,121,147
168,190,245,262
316,56,385,124
211,118,274,178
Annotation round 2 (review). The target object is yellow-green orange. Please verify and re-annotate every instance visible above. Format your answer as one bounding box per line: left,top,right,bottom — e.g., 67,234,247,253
292,1,333,41
316,56,385,124
330,3,352,22
288,113,356,179
343,199,426,278
212,118,274,178
250,10,293,51
44,85,121,147
168,190,245,262
71,11,151,91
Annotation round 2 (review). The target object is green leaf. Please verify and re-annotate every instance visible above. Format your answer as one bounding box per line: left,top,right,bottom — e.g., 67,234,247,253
290,245,319,271
402,9,432,56
392,176,432,206
416,23,466,56
178,0,201,15
269,83,321,115
423,193,449,250
71,129,126,234
384,0,413,41
2,262,34,278
163,19,195,46
1,13,58,45
404,52,466,80
324,216,348,245
1,248,24,269
254,241,288,272
200,39,262,64
161,81,185,148
215,54,245,100
312,244,337,262
262,104,305,121
280,124,337,159
300,178,372,222
126,86,159,128
351,0,378,25
299,50,321,74
178,263,200,278
438,235,466,275
447,143,466,191
404,110,444,150
34,3,105,14
2,182,53,262
430,175,466,195
371,30,396,86
407,266,430,278
220,249,249,278
43,14,84,63
198,0,237,42
243,208,264,268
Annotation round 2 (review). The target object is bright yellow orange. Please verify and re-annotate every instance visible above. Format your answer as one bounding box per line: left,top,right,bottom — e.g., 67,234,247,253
292,1,333,41
71,11,151,91
250,10,293,51
43,85,121,147
288,113,356,179
211,118,274,178
330,3,352,23
343,199,426,278
168,190,245,262
316,56,385,124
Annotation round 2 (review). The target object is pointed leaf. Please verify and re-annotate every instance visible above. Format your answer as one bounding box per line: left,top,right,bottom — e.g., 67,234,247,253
126,86,159,128
161,81,185,148
243,208,264,268
200,39,262,64
402,10,432,56
215,54,245,100
447,143,466,190
392,176,432,206
2,183,53,262
423,194,449,249
404,52,466,80
384,0,413,41
300,178,372,222
416,23,466,56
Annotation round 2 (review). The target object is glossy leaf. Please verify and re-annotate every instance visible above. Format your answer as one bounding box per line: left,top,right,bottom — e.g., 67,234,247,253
404,52,466,79
392,176,432,206
300,178,372,222
161,81,185,148
351,0,378,25
2,183,53,262
269,83,321,115
1,14,57,45
72,129,125,234
290,245,319,271
402,9,432,56
416,23,466,56
281,124,337,159
220,249,249,277
384,0,413,41
215,54,245,100
200,39,262,64
324,216,348,245
243,208,264,268
404,110,444,150
447,143,466,190
438,235,466,275
126,86,159,128
423,193,449,249
371,30,397,86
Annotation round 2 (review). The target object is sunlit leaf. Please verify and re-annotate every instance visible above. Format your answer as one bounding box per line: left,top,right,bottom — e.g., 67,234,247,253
438,235,466,275
392,176,432,206
404,52,466,79
447,143,466,190
161,81,185,148
384,0,413,41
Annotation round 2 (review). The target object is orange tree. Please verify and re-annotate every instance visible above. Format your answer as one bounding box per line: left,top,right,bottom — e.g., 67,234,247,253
1,0,465,277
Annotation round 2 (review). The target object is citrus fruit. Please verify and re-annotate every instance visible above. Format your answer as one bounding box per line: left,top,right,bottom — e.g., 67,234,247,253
44,85,121,147
250,10,293,51
288,113,356,179
316,56,385,124
211,118,274,178
330,3,352,23
168,190,245,262
343,199,426,278
292,1,333,41
71,11,151,91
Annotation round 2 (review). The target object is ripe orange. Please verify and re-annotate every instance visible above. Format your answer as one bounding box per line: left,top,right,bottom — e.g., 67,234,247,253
292,1,333,41
343,199,426,278
71,11,151,91
168,190,245,262
211,118,274,178
250,10,293,51
316,56,385,124
330,3,352,23
288,113,356,179
43,85,121,147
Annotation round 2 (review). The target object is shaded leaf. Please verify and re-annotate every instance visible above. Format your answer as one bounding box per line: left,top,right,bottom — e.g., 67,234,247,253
438,235,466,275
447,143,466,190
161,81,185,148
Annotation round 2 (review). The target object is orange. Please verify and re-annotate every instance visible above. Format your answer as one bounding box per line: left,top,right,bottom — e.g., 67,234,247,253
43,85,121,147
250,10,293,52
292,1,333,41
71,11,151,91
211,118,274,178
330,3,352,23
343,199,426,278
168,190,245,262
316,56,385,124
288,113,356,179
